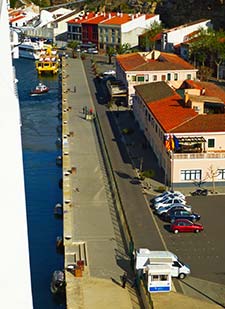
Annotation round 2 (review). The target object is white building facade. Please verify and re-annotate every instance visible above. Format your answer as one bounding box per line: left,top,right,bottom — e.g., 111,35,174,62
133,81,225,188
161,19,212,52
116,50,198,106
1,0,33,307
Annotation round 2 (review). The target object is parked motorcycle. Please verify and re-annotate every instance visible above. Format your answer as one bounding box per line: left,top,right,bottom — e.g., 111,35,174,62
191,188,208,196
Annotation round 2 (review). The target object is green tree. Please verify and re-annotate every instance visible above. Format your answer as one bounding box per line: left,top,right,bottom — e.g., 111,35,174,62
209,30,225,80
67,41,79,58
189,28,225,79
116,43,131,54
106,46,116,64
189,28,212,67
140,21,163,51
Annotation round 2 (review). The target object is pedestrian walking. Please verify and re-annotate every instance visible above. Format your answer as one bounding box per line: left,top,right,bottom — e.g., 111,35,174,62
121,272,127,288
131,276,137,288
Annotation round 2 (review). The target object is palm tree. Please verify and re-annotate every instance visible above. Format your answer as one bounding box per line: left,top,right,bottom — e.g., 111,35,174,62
67,41,80,57
106,46,116,64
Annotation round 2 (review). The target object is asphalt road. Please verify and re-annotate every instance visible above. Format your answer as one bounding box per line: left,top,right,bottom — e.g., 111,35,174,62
82,56,225,305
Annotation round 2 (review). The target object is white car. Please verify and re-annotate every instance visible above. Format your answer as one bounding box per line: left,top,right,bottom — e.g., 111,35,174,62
156,203,192,216
103,70,116,76
154,197,186,210
87,48,98,54
153,191,185,203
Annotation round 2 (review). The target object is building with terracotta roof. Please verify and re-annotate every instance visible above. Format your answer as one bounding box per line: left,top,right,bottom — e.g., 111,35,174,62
160,19,212,53
67,11,160,50
133,80,225,188
116,50,198,106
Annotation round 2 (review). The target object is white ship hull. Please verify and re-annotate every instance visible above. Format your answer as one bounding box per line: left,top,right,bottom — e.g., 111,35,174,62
19,48,40,60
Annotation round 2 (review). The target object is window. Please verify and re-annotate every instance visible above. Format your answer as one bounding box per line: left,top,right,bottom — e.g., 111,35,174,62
181,169,201,181
132,75,136,82
174,73,178,81
187,74,191,80
152,275,159,281
218,169,225,179
167,73,171,81
161,75,166,81
208,139,215,148
153,75,157,81
137,76,144,82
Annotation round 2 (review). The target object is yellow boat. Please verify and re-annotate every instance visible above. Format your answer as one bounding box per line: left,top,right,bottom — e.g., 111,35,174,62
35,47,60,75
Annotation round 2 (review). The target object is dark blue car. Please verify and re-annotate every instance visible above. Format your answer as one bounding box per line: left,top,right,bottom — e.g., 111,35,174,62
162,209,201,223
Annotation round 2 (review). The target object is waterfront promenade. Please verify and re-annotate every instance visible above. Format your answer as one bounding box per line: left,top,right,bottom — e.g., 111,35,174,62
60,56,223,309
61,57,141,308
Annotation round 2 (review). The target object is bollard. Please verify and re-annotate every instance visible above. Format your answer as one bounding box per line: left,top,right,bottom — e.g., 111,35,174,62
71,167,77,175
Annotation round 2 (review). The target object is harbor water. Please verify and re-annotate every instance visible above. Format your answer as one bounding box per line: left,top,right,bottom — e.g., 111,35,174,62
14,59,65,309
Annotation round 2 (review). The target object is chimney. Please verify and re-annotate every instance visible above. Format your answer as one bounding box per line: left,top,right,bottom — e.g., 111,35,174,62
184,91,190,105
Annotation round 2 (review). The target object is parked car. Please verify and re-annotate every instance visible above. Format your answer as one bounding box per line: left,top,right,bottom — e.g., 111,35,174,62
170,219,204,234
190,188,208,196
162,209,201,223
87,48,98,54
156,203,192,216
154,197,186,210
152,191,185,203
103,70,116,76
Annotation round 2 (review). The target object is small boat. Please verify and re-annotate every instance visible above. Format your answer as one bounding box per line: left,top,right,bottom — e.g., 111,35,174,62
30,83,49,96
50,270,65,294
54,203,63,216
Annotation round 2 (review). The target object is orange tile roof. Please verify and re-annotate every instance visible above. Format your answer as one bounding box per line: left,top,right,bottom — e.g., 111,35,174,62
68,12,156,26
172,114,225,133
10,15,25,23
182,80,225,102
67,12,96,24
147,94,197,132
85,14,114,24
116,52,195,72
101,13,135,25
136,80,225,133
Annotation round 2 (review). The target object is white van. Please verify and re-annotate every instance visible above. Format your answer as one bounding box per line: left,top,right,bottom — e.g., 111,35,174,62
135,248,190,279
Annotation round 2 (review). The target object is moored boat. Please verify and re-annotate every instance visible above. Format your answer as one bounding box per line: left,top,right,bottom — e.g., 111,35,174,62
36,47,60,75
19,38,51,60
50,270,65,294
30,83,49,95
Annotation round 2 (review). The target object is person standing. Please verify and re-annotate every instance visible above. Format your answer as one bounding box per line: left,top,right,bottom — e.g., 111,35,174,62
121,272,127,288
74,85,76,93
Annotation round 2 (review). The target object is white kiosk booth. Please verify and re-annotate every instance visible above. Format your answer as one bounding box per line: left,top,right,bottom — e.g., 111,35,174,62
146,264,172,293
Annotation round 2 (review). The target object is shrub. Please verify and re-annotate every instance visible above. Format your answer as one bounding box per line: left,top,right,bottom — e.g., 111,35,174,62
155,186,166,193
122,127,134,135
141,169,155,179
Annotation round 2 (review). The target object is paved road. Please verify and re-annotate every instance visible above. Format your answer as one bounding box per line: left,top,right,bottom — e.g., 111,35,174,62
82,56,225,307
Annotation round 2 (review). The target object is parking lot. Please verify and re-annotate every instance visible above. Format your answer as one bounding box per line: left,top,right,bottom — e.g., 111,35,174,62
151,194,225,286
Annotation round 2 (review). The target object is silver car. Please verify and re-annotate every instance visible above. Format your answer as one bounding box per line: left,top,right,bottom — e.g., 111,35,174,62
156,203,192,216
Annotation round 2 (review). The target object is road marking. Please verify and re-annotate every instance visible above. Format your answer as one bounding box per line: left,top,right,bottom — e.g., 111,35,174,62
143,194,169,251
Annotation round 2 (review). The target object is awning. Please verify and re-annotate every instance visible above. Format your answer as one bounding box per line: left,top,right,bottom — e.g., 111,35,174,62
177,136,206,143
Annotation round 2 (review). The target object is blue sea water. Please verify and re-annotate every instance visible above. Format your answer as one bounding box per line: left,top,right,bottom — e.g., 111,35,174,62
14,59,65,309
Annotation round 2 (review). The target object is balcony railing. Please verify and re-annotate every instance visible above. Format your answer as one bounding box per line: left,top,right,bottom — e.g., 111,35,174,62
173,152,225,159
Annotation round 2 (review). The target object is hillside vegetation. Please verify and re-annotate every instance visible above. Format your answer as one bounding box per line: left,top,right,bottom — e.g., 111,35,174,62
12,0,225,30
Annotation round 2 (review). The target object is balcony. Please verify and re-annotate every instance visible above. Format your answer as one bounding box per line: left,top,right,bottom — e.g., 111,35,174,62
173,151,225,160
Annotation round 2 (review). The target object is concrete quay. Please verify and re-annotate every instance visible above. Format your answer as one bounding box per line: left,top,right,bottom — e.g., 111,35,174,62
60,57,141,308
60,57,222,309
